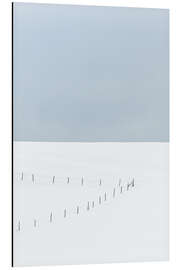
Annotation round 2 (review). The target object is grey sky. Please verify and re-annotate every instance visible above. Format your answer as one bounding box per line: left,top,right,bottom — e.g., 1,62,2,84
13,3,169,142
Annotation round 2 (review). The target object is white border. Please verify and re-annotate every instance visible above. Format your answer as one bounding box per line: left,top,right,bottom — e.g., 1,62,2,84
7,0,171,9
0,0,179,269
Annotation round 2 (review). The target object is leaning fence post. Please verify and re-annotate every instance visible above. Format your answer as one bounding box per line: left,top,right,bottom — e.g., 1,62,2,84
127,178,135,190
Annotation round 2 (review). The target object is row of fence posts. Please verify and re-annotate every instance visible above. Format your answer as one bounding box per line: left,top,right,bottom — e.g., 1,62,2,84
16,179,135,232
19,173,135,189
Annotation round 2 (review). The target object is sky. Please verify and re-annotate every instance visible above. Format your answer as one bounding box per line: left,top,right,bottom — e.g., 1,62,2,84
13,3,169,142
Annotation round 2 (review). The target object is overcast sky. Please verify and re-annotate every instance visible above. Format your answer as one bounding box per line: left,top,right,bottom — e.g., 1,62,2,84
13,3,169,142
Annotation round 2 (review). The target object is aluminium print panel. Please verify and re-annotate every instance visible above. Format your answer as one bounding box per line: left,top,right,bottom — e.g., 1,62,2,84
12,3,169,266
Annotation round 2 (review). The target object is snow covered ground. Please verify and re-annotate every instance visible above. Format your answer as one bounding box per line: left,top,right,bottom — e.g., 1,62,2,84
13,142,169,266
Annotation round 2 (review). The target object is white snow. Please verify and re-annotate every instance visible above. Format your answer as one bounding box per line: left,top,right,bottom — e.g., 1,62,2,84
13,142,169,266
